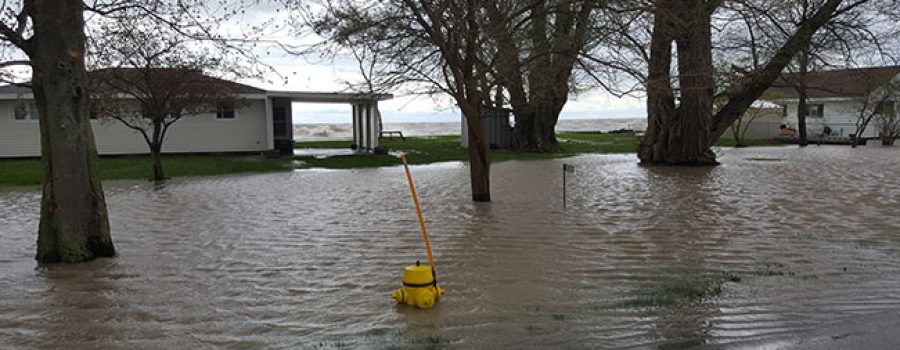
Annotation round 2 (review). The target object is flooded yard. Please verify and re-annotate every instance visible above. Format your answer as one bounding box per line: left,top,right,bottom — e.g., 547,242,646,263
2,145,900,349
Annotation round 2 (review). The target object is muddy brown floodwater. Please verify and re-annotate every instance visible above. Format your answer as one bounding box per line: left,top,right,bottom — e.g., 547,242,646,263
2,146,900,349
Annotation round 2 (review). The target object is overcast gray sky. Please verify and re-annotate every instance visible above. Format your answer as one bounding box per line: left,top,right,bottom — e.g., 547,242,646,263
0,1,645,125
224,2,646,124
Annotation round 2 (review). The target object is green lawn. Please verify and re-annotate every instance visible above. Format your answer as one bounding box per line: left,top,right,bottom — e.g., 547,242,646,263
294,133,643,169
0,155,293,187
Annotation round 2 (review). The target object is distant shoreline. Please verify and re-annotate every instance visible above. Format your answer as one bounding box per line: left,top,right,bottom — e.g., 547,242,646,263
293,118,648,141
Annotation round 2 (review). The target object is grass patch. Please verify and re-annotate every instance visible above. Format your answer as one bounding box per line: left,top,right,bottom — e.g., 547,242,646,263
0,155,293,187
621,272,741,309
622,282,723,309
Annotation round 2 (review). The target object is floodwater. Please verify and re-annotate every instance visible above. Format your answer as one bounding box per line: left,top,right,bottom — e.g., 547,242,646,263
2,146,900,349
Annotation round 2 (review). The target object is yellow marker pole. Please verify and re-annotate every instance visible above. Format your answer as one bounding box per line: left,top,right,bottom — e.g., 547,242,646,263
400,154,436,273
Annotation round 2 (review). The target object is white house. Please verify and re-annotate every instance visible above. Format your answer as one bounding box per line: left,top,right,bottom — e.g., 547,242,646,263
0,71,391,158
764,66,900,139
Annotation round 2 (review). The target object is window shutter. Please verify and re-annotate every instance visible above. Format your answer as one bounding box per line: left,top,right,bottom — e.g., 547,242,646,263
817,105,824,118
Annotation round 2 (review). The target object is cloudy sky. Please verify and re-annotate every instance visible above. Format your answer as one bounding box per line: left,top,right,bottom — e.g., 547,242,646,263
0,1,646,125
244,50,646,125
225,3,646,125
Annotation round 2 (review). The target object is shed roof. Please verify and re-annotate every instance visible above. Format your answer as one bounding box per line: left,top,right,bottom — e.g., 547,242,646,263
766,66,900,100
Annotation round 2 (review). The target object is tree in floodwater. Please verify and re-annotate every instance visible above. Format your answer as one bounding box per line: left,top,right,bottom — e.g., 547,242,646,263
482,0,595,151
0,0,115,263
309,0,492,201
90,19,245,181
0,0,267,263
729,0,898,147
637,0,887,164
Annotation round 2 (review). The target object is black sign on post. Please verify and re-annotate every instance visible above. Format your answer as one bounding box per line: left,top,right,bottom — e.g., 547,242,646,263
563,163,575,208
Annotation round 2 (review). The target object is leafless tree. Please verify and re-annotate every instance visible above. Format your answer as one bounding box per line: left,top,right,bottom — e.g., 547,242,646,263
724,1,898,146
635,0,889,165
0,0,268,263
89,12,251,181
482,0,596,151
865,80,900,146
309,0,492,201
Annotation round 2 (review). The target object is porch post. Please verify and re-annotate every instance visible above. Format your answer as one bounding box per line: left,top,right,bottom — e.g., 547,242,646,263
352,103,361,150
265,97,274,150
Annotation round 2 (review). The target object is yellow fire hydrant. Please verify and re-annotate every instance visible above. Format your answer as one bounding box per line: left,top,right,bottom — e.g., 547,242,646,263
392,261,444,309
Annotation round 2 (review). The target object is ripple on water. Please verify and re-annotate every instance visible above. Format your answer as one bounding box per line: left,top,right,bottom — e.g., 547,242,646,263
2,146,900,348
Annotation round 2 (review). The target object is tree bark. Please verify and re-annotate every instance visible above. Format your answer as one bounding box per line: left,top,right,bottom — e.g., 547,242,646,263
462,102,491,202
672,4,715,164
796,50,810,147
639,0,716,164
32,0,114,263
638,0,676,163
150,147,165,181
150,121,166,181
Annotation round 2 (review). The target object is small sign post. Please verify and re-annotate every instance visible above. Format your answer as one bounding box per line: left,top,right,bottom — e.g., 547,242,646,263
563,163,575,208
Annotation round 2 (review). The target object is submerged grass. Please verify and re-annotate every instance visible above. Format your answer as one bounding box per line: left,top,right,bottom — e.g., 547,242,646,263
621,272,742,309
0,155,293,187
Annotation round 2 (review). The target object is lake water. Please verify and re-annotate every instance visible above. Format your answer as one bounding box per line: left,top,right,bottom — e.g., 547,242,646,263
2,145,900,349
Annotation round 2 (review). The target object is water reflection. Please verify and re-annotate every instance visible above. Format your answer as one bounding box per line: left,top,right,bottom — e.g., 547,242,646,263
2,146,900,348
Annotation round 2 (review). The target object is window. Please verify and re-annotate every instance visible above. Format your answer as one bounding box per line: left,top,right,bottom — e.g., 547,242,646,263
806,104,824,119
12,101,38,121
216,103,235,119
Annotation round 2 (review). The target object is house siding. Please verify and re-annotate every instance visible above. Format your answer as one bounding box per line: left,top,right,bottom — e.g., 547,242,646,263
0,99,270,158
780,99,879,138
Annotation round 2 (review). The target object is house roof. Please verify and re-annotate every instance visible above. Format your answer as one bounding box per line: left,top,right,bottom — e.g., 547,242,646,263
90,68,267,95
0,68,393,102
766,66,900,100
0,68,267,97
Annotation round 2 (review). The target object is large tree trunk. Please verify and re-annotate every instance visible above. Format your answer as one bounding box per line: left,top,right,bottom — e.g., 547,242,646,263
640,0,716,164
638,1,675,163
32,0,114,263
532,95,565,151
672,5,716,164
641,0,845,163
462,104,491,202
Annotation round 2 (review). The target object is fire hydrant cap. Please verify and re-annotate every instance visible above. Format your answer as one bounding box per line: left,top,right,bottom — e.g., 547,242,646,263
402,265,435,286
